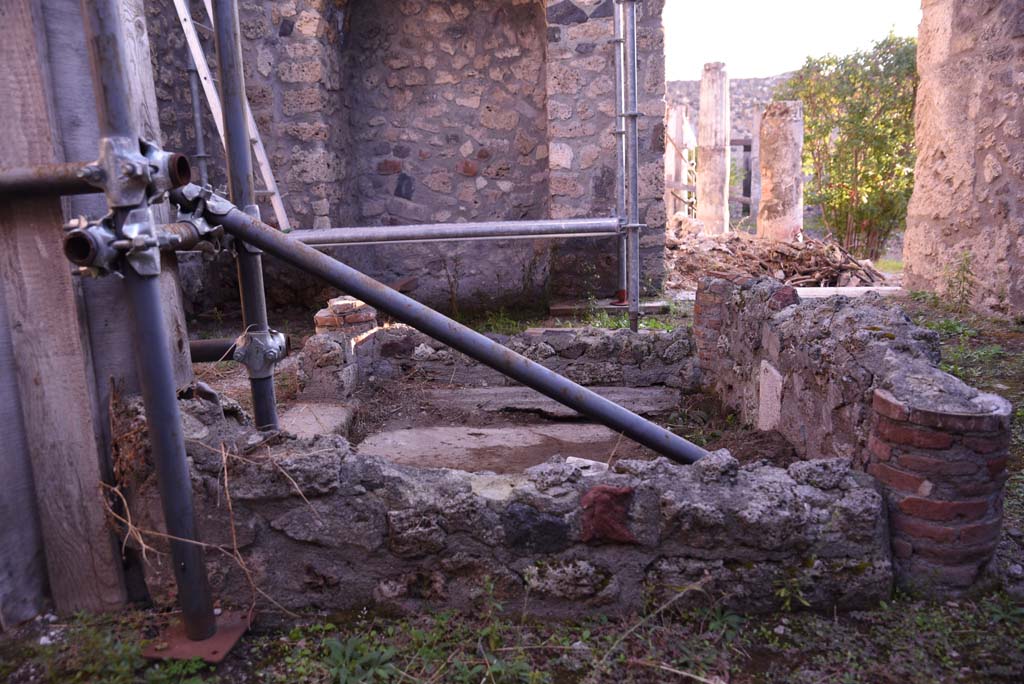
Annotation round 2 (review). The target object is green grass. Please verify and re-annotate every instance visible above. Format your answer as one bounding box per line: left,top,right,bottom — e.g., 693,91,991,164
11,589,1024,683
875,257,904,273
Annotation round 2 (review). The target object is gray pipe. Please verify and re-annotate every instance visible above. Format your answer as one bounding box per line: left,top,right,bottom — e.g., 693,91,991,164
292,217,620,246
0,163,102,197
212,0,279,430
181,194,707,465
79,0,215,641
612,1,628,305
623,0,642,332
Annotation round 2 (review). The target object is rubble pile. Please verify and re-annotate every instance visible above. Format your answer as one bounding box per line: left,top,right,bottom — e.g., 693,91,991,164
666,217,887,290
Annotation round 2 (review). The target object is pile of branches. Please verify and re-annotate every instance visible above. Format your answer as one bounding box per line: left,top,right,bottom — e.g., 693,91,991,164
665,223,886,291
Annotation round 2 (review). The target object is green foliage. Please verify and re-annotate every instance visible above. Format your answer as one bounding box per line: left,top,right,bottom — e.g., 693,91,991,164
322,636,397,684
144,658,216,684
945,250,977,313
775,34,918,259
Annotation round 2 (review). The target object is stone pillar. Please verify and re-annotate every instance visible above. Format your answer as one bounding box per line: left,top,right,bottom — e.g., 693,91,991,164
756,101,804,241
904,0,1024,314
696,62,730,234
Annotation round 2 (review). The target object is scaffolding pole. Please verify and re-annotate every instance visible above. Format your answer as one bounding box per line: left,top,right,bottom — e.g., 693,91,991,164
172,187,708,465
292,217,620,247
212,0,279,431
621,0,643,332
612,0,629,307
79,0,216,642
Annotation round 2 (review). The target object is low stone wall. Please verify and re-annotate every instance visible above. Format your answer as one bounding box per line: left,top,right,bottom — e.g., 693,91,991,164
296,322,701,399
693,276,1013,593
128,395,891,617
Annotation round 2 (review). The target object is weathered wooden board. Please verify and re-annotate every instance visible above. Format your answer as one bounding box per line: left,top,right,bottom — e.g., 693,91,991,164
0,0,126,614
0,279,47,631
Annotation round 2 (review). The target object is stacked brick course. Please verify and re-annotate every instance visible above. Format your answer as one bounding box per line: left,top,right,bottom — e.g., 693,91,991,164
693,276,1013,593
869,387,1010,590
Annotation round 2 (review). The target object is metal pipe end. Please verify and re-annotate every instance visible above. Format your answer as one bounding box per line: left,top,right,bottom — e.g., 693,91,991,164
168,153,192,188
63,229,99,266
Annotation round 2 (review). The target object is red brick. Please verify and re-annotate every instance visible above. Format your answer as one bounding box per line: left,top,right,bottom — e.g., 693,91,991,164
912,540,996,566
897,496,991,522
867,434,892,462
959,519,1002,546
892,538,913,559
457,159,478,177
377,159,402,175
313,309,343,329
892,515,958,543
344,310,377,324
869,463,930,494
955,474,1008,497
985,457,1008,477
963,433,1010,455
876,417,954,450
896,453,978,477
873,389,910,421
768,287,800,310
906,407,1007,434
908,561,982,588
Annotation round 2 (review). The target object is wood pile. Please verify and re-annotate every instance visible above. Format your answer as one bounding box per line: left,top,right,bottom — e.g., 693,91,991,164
665,225,887,291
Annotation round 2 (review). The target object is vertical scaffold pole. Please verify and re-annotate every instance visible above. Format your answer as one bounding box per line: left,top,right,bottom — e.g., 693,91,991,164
212,0,280,430
79,0,216,641
622,0,642,332
612,1,628,307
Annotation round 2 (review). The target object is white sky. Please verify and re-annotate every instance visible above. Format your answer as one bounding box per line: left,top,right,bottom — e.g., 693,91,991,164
663,0,922,80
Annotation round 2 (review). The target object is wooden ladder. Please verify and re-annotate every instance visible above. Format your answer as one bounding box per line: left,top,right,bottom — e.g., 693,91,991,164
171,0,292,232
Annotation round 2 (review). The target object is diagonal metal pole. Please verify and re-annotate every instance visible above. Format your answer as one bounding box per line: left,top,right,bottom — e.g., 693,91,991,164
212,0,279,430
172,187,708,465
79,0,215,641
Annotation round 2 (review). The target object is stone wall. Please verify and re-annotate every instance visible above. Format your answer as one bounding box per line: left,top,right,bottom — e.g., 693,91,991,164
904,0,1024,315
352,324,699,390
666,73,792,140
127,395,891,617
145,0,670,313
545,0,667,297
693,276,1012,593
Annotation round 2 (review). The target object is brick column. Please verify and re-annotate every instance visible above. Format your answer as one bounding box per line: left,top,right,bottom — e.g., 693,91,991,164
869,388,1012,592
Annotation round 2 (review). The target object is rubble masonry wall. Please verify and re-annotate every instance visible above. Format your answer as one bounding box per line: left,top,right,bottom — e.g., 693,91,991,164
693,276,1013,593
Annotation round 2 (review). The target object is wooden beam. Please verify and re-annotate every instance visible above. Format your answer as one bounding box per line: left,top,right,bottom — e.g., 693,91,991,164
0,278,47,631
0,0,126,614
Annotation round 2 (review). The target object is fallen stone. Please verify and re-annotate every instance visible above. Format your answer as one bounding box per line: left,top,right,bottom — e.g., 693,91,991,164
279,402,355,439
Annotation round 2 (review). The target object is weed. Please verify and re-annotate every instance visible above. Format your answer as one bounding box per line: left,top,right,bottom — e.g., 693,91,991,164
945,250,976,313
920,317,978,339
773,574,811,612
322,635,397,684
144,658,217,684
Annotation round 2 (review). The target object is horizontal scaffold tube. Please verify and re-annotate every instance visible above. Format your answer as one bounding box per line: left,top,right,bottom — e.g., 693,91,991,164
0,162,100,197
191,197,706,465
290,217,621,246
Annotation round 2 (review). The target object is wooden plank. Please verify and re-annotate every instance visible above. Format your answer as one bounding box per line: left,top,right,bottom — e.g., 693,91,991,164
0,278,47,631
0,0,126,613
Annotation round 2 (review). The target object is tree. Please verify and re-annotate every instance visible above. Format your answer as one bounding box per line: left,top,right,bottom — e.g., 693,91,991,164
774,34,918,259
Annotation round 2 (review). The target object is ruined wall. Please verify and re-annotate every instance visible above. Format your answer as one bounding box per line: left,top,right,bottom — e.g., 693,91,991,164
128,397,891,617
666,73,792,140
904,0,1024,315
545,0,667,297
323,0,554,313
146,0,669,313
693,277,1012,593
